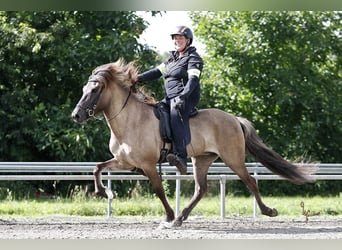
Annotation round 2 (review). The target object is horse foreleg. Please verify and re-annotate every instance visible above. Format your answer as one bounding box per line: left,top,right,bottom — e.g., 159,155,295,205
144,168,175,223
93,158,122,199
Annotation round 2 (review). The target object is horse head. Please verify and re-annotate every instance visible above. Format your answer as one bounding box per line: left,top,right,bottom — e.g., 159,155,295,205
71,58,138,123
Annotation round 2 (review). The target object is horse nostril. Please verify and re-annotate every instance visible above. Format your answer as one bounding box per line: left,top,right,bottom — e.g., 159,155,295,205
71,111,80,122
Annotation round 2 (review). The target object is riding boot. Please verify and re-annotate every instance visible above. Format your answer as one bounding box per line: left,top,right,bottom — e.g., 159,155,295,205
166,153,187,175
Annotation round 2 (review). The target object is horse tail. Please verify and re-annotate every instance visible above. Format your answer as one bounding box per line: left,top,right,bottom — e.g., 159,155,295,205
237,117,317,184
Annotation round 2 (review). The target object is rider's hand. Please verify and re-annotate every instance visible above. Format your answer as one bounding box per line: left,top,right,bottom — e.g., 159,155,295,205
174,96,185,110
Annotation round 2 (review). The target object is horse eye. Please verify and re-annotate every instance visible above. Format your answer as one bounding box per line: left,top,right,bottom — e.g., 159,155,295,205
90,81,99,93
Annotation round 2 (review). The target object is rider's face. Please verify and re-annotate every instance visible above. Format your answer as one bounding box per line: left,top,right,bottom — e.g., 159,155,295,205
173,35,189,52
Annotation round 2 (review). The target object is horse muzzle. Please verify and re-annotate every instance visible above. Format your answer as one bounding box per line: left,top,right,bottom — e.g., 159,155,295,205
71,106,89,124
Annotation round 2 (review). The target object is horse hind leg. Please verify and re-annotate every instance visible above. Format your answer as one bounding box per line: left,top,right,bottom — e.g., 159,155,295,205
234,167,278,217
173,154,218,227
219,130,278,217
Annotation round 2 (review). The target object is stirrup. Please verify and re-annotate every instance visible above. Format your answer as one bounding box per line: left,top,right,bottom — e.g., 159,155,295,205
166,153,187,175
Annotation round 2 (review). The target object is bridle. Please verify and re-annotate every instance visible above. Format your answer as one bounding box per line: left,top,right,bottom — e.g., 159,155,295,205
76,82,105,119
77,71,132,122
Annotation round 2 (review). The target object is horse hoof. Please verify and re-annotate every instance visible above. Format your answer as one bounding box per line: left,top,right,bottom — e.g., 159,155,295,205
262,207,278,217
270,208,278,217
172,219,183,227
95,188,113,199
105,188,114,200
95,191,106,198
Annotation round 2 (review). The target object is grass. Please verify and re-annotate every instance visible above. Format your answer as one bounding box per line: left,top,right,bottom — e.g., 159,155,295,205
0,195,341,219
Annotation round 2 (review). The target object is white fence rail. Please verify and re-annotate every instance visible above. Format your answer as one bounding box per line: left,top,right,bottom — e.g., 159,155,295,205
0,162,341,218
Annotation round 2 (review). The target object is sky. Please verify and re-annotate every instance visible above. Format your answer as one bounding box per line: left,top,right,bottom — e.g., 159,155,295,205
137,11,205,54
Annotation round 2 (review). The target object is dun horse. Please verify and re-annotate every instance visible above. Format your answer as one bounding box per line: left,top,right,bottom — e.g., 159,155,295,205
71,59,316,227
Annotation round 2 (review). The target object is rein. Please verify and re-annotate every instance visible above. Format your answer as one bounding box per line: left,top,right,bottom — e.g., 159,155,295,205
105,89,132,122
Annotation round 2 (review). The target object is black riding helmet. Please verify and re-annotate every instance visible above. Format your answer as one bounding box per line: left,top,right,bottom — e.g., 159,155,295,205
170,26,193,45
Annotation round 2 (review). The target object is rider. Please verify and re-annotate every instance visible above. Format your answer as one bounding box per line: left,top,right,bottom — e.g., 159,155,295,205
136,25,203,174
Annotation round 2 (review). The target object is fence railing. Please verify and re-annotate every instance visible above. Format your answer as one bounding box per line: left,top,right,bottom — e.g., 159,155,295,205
0,162,341,218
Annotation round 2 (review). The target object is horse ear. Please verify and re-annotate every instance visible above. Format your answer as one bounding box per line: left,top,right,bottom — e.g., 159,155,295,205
116,57,126,66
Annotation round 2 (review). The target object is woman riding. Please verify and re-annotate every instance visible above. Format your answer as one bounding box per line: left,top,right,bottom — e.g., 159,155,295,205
137,25,203,174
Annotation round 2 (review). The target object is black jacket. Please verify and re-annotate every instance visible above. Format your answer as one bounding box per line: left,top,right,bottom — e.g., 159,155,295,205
137,46,203,99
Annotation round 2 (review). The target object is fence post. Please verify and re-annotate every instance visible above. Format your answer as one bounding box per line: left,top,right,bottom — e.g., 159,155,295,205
175,171,181,217
219,175,227,219
107,172,112,218
253,166,258,218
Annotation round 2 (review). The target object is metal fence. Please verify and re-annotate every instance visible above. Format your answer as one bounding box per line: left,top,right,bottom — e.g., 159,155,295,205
0,162,341,218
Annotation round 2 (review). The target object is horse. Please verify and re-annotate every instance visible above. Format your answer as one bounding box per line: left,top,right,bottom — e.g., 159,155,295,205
71,58,316,227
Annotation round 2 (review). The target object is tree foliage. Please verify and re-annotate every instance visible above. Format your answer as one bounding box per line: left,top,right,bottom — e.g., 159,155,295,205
191,11,342,162
0,11,159,163
0,11,162,198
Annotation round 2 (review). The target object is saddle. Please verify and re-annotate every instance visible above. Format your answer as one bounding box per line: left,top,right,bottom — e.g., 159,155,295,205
153,102,199,163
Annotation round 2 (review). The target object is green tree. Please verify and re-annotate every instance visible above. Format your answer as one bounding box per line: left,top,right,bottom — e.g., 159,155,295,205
0,11,160,198
192,11,342,162
0,11,159,162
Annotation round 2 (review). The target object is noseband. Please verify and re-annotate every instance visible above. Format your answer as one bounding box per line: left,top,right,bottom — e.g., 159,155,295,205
77,70,132,121
76,80,105,118
76,70,108,118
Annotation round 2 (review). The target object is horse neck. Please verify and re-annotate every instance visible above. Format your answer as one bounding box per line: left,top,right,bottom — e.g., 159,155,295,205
103,86,148,141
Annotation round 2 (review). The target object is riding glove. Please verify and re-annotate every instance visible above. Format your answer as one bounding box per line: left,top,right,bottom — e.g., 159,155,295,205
174,96,185,110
